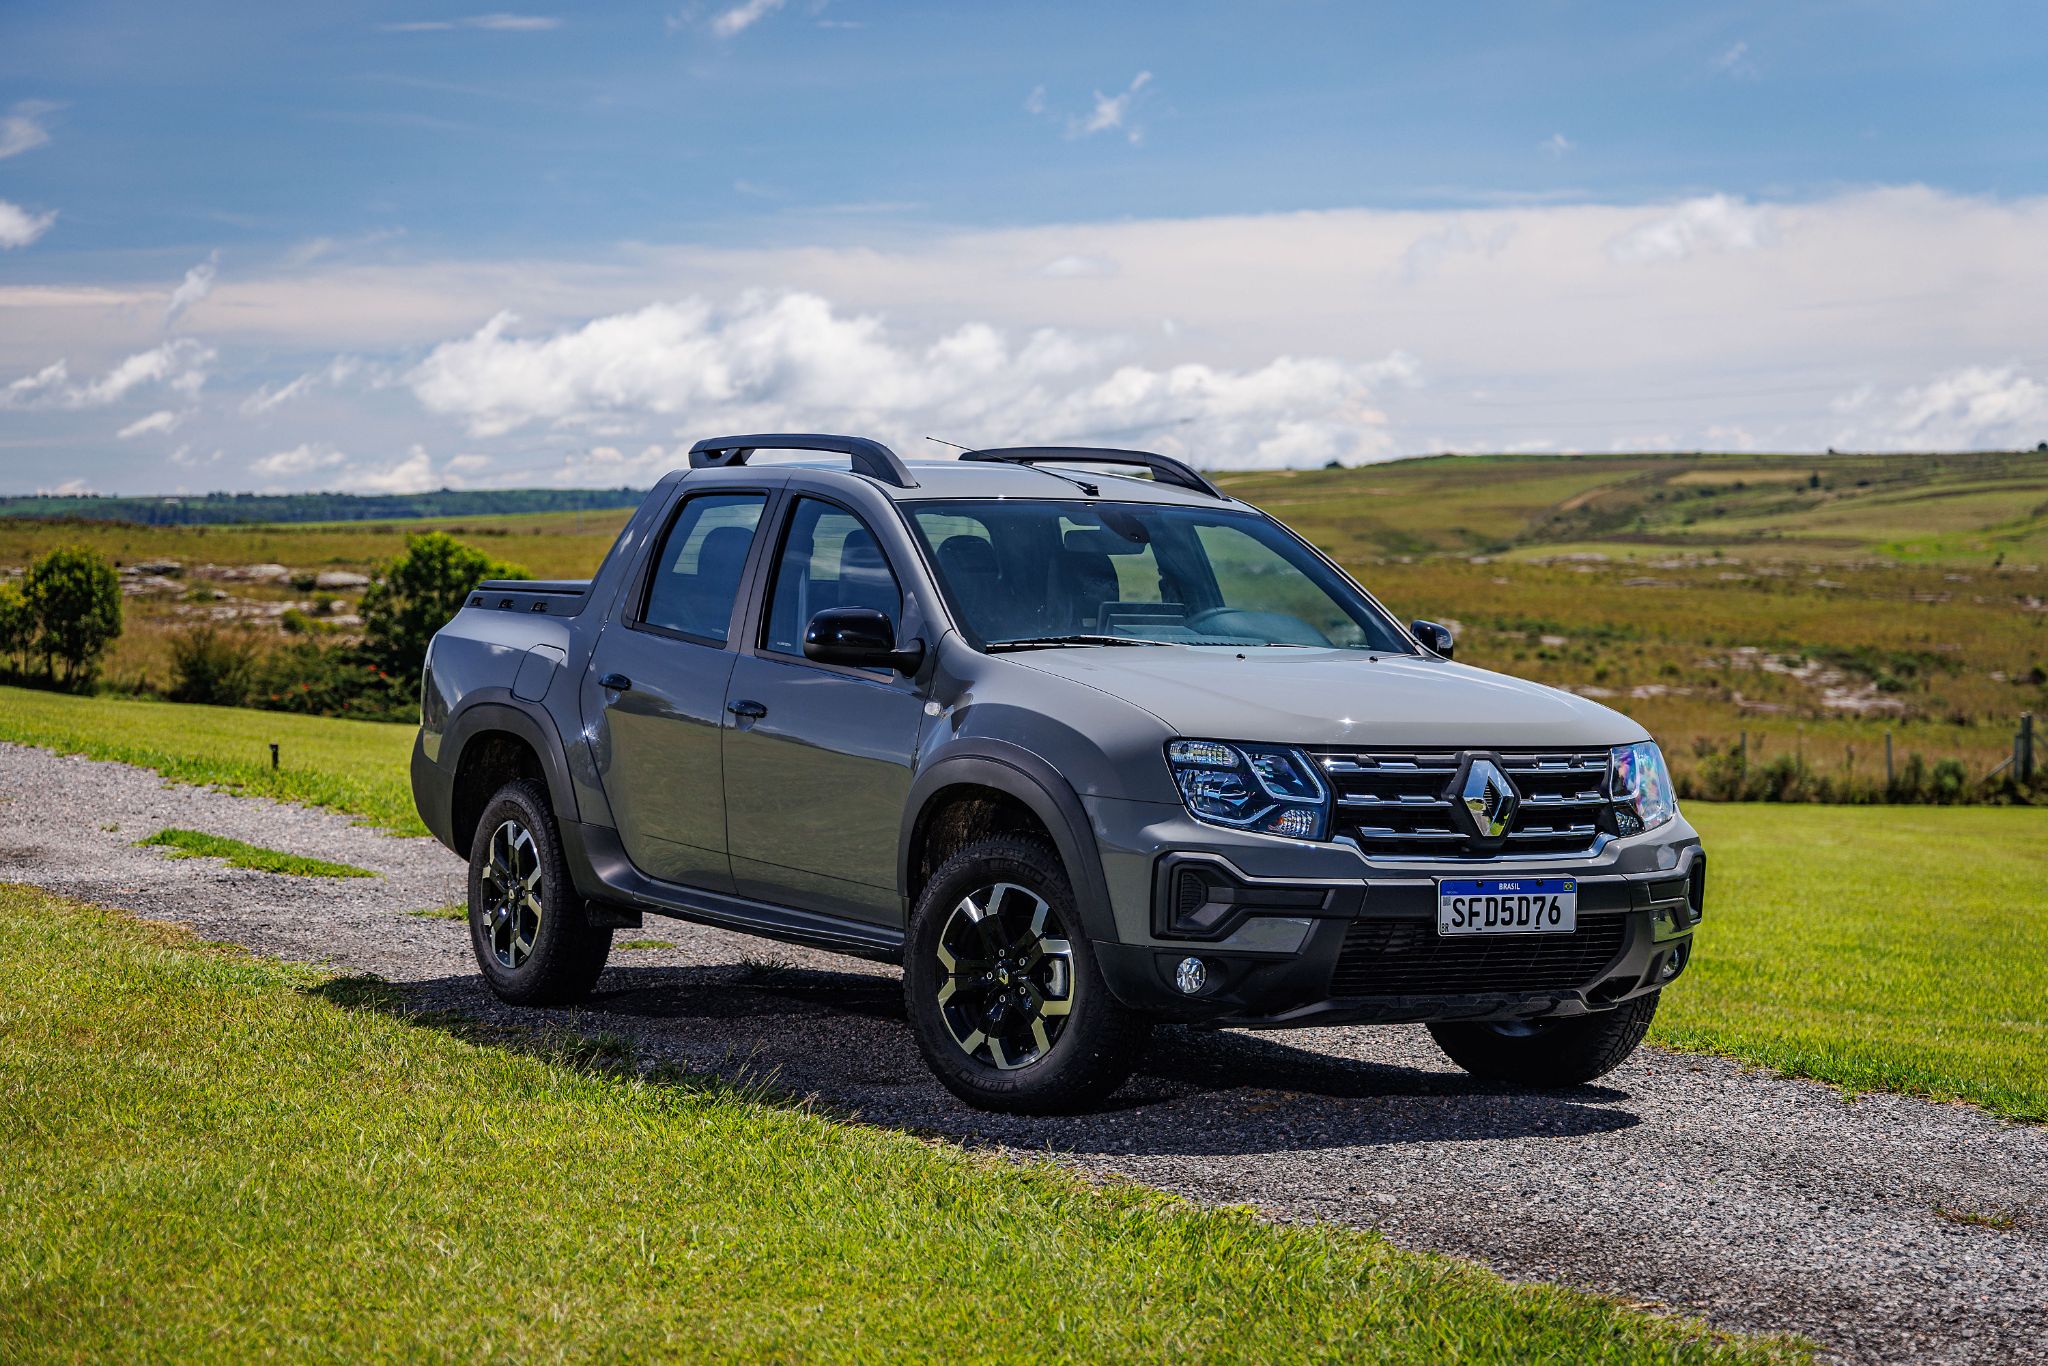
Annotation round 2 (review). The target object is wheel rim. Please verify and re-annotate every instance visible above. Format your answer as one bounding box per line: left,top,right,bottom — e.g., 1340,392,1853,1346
934,881,1076,1071
479,819,543,970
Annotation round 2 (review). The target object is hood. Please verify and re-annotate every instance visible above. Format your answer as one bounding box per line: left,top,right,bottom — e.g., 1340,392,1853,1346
1006,647,1648,750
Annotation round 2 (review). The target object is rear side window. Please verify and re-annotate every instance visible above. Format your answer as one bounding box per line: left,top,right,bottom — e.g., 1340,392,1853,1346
762,497,903,656
641,493,765,642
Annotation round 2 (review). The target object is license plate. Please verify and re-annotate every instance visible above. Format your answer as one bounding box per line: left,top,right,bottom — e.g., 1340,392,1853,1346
1437,878,1577,936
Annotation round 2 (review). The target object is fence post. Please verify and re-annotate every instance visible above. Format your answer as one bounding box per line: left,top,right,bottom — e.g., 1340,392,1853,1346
269,743,279,771
1885,729,1894,788
1739,729,1748,778
2021,712,2036,784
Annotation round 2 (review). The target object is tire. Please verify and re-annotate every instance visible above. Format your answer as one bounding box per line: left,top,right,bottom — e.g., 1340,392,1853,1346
1427,991,1659,1087
903,835,1149,1114
467,779,612,1006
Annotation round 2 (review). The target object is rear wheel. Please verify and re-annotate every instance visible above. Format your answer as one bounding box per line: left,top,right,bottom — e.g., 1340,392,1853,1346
1428,991,1658,1086
904,835,1148,1113
467,780,611,1006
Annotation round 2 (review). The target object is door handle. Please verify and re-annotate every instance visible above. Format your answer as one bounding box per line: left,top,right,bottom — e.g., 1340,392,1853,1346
726,698,768,720
598,672,632,692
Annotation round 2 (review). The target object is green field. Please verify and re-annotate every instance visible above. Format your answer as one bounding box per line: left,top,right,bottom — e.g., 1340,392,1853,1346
1668,805,2048,1121
2,686,2042,1119
0,684,422,834
5,448,2042,792
0,885,1795,1363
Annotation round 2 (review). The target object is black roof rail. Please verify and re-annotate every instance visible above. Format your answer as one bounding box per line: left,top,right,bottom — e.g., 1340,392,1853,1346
960,446,1223,498
687,433,919,489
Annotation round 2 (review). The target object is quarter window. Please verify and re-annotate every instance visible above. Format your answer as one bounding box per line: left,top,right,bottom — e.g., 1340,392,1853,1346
641,493,765,642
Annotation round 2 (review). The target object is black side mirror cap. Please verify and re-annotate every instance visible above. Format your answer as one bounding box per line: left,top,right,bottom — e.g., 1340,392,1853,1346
803,606,925,674
1410,619,1454,659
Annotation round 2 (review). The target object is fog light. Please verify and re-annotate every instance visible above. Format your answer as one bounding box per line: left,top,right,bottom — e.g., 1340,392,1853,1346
1174,956,1207,995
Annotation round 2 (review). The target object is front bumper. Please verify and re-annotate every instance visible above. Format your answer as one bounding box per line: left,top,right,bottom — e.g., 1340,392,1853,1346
1085,795,1703,1027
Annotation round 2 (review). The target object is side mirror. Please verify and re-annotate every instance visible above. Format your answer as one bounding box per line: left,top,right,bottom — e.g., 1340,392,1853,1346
1410,619,1454,659
803,607,925,674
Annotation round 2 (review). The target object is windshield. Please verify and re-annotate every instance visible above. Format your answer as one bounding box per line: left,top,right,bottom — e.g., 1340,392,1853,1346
907,498,1414,651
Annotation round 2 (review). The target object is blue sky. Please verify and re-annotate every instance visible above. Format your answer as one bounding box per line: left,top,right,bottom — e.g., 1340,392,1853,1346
3,1,2047,493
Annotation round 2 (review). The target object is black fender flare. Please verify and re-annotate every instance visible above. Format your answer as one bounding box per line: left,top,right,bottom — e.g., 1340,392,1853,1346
444,693,582,834
899,742,1118,948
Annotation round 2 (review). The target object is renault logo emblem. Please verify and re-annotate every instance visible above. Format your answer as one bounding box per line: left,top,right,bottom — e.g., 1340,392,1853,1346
1457,758,1520,839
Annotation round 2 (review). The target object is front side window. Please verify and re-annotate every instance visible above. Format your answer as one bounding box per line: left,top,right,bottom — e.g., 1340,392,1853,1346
908,498,1411,652
641,493,765,642
762,497,904,656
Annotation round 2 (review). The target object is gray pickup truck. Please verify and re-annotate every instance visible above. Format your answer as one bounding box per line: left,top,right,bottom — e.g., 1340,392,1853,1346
412,434,1703,1112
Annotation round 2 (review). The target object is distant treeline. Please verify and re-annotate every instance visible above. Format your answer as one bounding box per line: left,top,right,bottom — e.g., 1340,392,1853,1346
0,487,647,527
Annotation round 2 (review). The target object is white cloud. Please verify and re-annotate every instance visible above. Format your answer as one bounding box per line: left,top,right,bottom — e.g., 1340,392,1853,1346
1607,194,1773,263
406,290,1414,469
1072,71,1153,144
4,360,68,403
1023,85,1047,116
253,443,348,477
0,101,55,160
1712,42,1759,81
710,0,786,38
2,340,214,410
117,409,182,439
351,445,440,493
381,14,561,32
166,255,218,326
1539,132,1575,159
0,199,56,249
1038,255,1117,279
1832,365,2048,451
240,373,316,415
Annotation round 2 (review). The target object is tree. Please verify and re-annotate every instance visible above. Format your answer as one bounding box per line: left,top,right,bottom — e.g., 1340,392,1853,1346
22,545,122,686
0,580,32,674
361,532,526,684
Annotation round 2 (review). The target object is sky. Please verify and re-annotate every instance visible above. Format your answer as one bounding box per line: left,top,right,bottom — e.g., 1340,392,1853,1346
2,0,2047,495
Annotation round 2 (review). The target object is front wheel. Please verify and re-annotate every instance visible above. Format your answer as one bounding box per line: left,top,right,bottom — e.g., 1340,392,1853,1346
903,835,1148,1113
467,779,611,1006
1428,991,1658,1086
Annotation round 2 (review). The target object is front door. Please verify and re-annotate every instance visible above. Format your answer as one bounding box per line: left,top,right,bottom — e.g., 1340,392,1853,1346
583,489,768,893
723,495,928,925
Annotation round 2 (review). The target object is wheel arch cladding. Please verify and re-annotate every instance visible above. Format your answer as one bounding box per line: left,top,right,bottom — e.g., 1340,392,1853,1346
900,751,1118,945
448,700,579,854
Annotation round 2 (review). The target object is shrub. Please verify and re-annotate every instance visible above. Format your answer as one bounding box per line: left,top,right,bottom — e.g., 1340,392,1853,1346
0,580,32,672
21,546,122,686
169,626,262,707
361,532,525,687
256,641,415,723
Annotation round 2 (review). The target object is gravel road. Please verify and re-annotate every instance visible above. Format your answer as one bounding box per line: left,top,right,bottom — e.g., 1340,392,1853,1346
3,740,2041,1363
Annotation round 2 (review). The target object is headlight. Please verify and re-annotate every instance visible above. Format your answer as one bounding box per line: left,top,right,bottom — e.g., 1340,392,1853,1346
1166,740,1331,840
1610,741,1676,835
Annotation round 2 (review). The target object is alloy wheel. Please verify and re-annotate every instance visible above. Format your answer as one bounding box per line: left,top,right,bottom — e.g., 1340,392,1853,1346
934,881,1076,1070
480,818,543,970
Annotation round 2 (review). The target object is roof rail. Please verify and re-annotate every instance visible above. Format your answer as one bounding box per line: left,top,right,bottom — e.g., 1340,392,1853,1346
687,433,919,489
960,446,1223,498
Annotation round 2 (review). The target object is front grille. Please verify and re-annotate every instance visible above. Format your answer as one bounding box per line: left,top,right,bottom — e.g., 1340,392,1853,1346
1330,916,1630,996
1310,747,1613,859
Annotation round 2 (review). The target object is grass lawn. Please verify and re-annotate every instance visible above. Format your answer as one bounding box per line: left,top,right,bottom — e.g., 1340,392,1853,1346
3,685,2042,1119
0,684,422,836
138,828,378,878
0,885,1794,1364
1657,804,2048,1122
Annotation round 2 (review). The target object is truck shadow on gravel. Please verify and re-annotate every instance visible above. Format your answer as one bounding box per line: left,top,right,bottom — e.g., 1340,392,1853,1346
313,960,1643,1156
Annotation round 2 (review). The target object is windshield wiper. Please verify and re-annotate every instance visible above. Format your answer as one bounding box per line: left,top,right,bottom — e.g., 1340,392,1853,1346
986,634,1177,652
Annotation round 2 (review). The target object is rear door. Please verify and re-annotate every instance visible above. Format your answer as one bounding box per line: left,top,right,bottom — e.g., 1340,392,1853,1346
722,494,930,925
583,488,770,893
